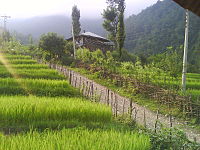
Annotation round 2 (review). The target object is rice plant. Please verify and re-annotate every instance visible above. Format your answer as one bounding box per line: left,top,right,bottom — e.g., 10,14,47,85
0,128,151,150
4,55,31,60
0,78,79,97
6,64,49,69
0,68,65,80
0,53,152,149
0,96,112,128
6,59,37,65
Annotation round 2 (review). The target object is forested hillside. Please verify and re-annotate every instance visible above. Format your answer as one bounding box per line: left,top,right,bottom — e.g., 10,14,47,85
125,0,200,53
125,0,200,68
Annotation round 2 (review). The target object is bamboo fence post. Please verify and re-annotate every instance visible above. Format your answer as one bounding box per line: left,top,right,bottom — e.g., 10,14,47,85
134,108,138,122
122,99,125,115
154,109,159,133
107,89,110,106
129,100,132,119
115,94,118,117
143,107,146,128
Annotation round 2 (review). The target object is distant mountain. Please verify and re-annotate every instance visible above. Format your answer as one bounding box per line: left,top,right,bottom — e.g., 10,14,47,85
6,0,200,60
7,15,106,39
125,0,200,55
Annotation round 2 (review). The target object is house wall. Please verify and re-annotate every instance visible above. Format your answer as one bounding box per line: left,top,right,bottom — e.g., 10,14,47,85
75,36,113,53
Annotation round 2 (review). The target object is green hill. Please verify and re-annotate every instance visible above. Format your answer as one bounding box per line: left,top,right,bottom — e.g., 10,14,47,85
125,0,200,69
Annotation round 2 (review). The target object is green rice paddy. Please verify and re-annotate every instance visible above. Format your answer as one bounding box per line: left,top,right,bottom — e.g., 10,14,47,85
0,128,151,150
0,54,151,150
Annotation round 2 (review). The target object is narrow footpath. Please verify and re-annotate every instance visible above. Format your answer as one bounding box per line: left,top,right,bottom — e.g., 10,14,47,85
46,62,200,143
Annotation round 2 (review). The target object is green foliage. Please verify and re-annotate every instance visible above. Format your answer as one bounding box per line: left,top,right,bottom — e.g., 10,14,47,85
2,31,11,42
39,32,66,61
11,31,36,45
65,41,74,55
37,33,74,65
77,48,117,74
148,46,183,77
1,40,30,55
125,0,200,73
120,49,137,63
91,49,105,66
117,12,126,58
105,51,117,73
102,5,118,45
72,5,81,36
149,127,200,150
103,0,126,55
77,48,92,63
28,34,34,45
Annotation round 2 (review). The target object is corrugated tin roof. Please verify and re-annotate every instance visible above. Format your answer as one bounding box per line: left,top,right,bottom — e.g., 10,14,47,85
173,0,200,17
80,32,109,41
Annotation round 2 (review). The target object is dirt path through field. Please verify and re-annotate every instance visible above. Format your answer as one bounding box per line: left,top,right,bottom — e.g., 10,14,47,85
46,62,200,143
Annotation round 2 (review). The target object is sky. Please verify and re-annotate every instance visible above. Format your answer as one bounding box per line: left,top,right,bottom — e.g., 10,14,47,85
0,0,158,19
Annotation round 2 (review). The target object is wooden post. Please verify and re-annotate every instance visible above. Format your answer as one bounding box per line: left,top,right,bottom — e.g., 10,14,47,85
122,99,125,115
74,77,77,87
69,71,72,85
134,109,138,121
155,109,159,133
129,100,132,119
144,107,146,128
115,94,118,117
79,77,82,89
169,111,173,143
107,89,110,106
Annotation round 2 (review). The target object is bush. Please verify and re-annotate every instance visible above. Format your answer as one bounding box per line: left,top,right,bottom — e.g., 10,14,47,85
149,126,200,150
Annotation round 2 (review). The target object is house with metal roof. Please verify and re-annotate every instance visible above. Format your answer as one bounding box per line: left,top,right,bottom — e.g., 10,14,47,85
67,32,114,53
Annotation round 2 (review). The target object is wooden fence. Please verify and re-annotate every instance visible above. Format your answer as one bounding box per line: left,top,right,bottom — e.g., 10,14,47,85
40,61,200,143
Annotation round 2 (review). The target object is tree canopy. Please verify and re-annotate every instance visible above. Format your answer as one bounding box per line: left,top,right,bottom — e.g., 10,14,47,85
125,0,200,73
39,32,66,61
103,0,126,58
72,5,81,36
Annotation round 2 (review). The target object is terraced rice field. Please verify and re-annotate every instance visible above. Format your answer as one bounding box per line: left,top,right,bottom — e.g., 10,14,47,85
152,73,200,100
0,53,151,150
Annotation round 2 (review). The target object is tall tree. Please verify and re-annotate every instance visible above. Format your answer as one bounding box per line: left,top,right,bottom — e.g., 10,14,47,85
116,0,126,58
102,5,118,46
103,0,126,58
72,5,81,36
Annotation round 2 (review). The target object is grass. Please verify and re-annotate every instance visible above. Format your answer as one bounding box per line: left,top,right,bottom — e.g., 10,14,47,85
0,78,79,97
2,59,37,65
7,64,49,69
3,55,31,60
0,128,151,150
150,74,200,101
0,96,112,129
0,67,66,80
